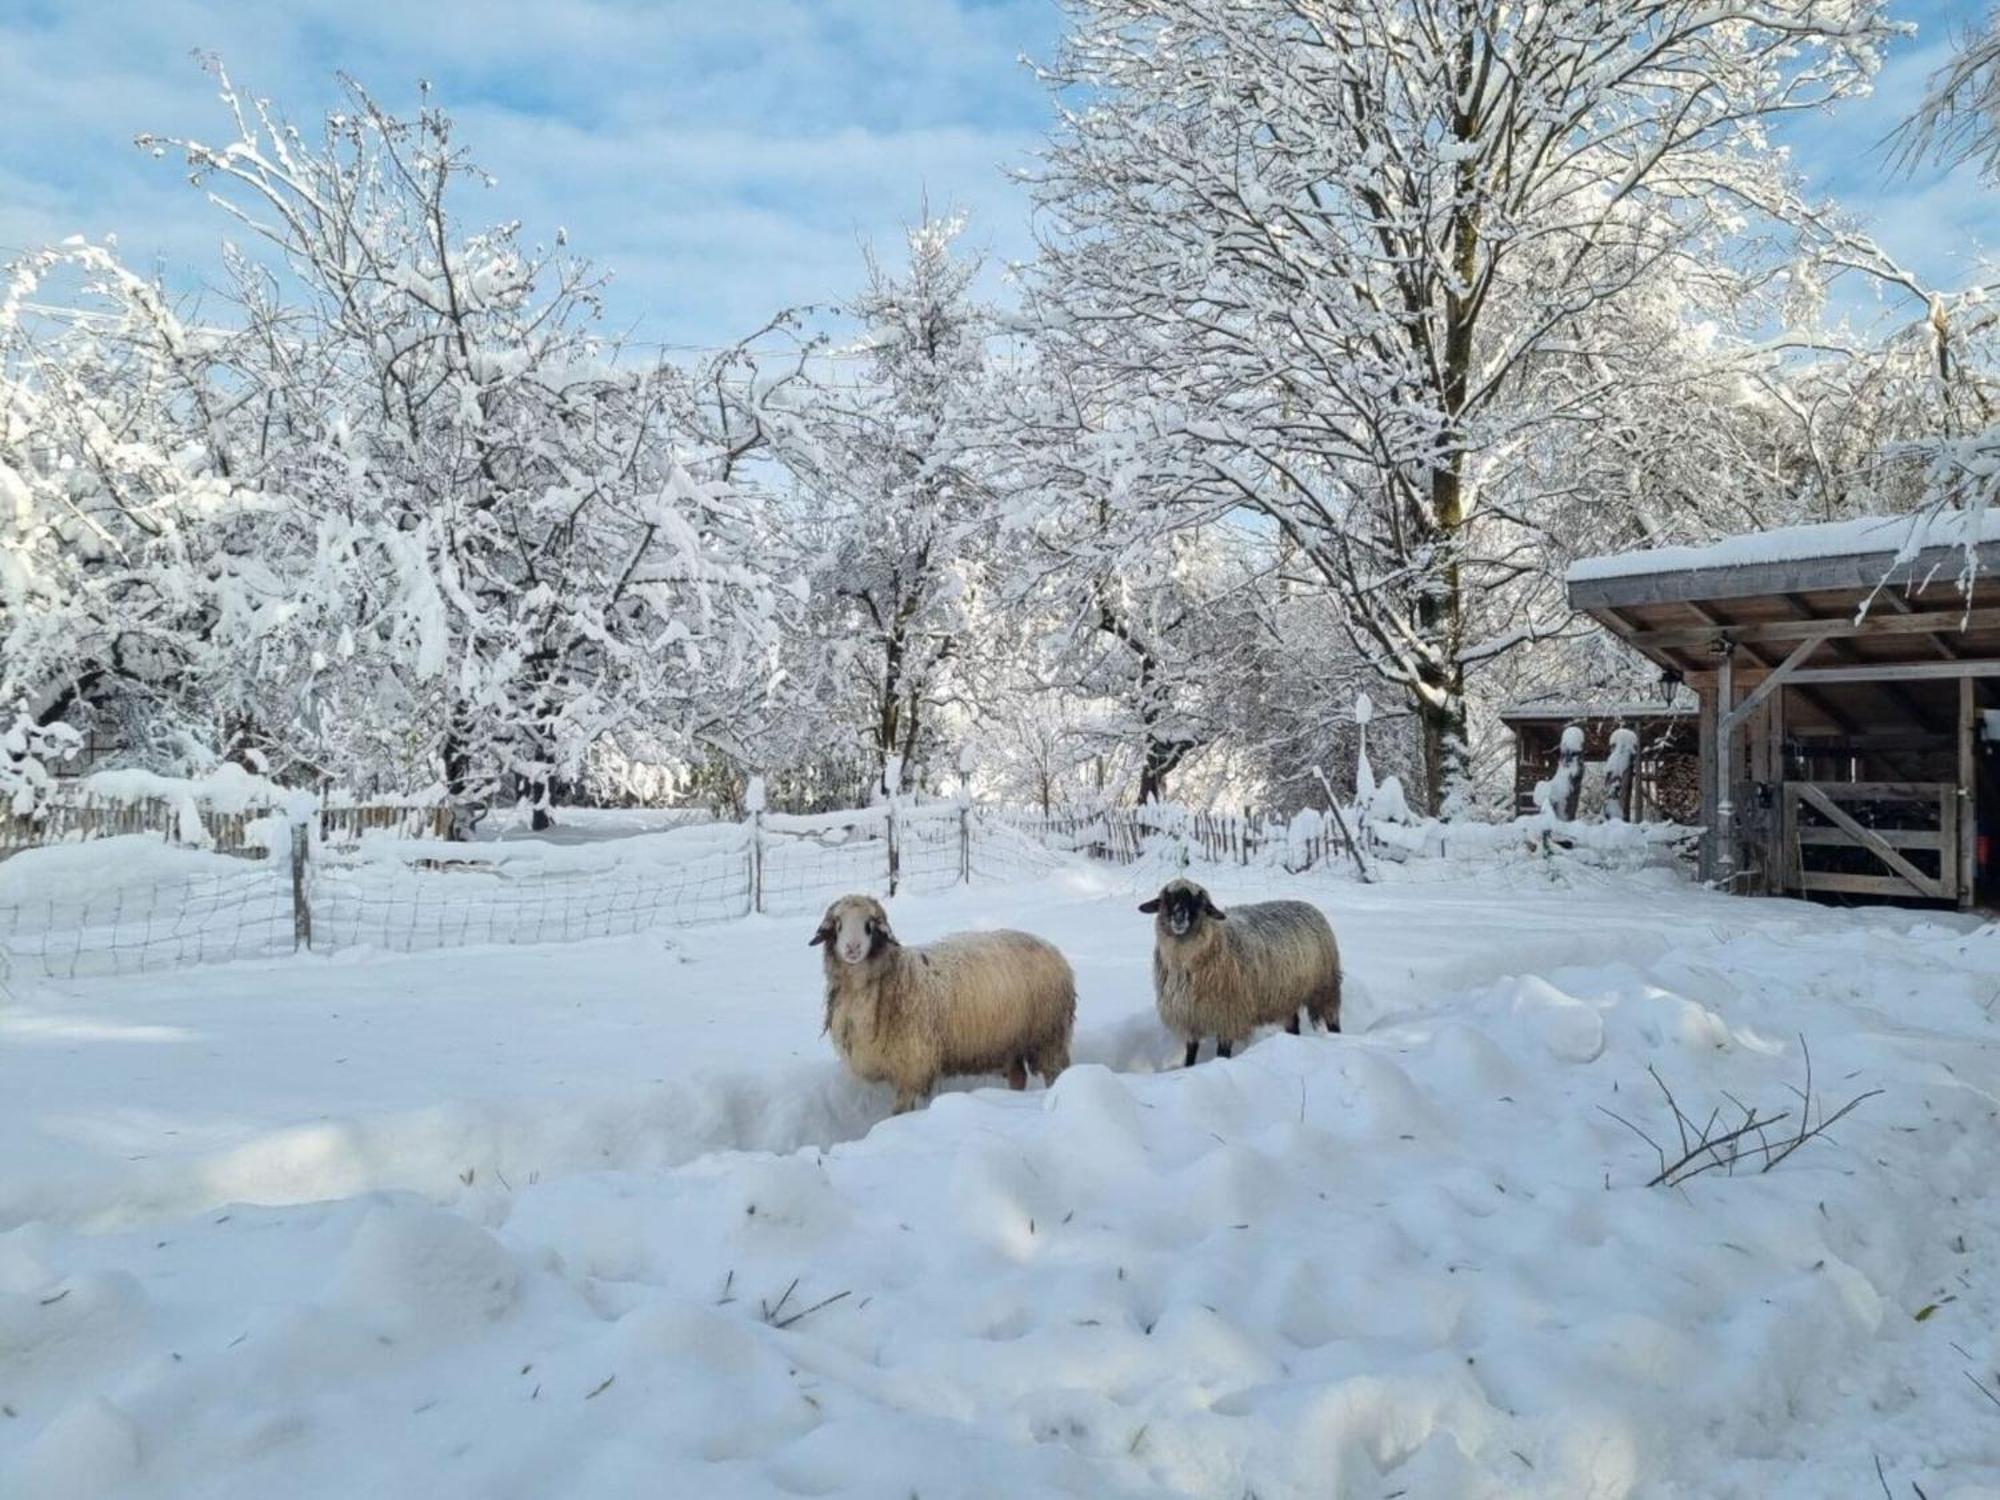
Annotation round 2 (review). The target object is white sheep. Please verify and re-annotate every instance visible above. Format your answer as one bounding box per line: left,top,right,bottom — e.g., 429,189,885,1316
1140,876,1341,1065
811,894,1076,1113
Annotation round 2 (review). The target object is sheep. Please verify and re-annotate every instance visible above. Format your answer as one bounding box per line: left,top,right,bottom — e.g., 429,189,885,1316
810,893,1076,1114
1140,876,1340,1066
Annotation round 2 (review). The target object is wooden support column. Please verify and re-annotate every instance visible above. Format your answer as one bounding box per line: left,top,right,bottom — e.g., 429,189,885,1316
1716,648,1736,887
1767,681,1788,893
1961,676,1978,911
1697,676,1719,883
1713,631,1829,894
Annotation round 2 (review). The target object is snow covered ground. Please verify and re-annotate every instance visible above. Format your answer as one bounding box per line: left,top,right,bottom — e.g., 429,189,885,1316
3,854,1998,1497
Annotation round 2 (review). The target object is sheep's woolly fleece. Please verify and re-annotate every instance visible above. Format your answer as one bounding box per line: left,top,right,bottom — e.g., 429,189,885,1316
2,862,1998,1498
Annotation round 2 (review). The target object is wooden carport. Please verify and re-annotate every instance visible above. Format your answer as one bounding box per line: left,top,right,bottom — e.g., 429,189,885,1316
1567,514,2000,908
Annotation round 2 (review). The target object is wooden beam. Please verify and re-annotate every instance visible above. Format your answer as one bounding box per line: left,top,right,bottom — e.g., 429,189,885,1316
1786,661,2000,685
1721,632,1833,737
1796,870,1943,899
1806,780,1955,800
1881,590,1962,660
1793,783,1943,899
1795,826,1949,850
1626,606,2000,654
1786,730,1954,752
1771,593,1916,736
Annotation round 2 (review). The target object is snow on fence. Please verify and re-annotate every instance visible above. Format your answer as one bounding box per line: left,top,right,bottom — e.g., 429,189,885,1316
0,791,1692,980
0,782,450,861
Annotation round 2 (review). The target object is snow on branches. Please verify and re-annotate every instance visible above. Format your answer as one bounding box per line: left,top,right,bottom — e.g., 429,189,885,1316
4,60,788,823
0,710,81,817
1028,0,1901,811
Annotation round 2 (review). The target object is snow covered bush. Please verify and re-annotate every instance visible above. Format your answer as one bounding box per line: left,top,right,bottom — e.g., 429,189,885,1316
0,711,80,817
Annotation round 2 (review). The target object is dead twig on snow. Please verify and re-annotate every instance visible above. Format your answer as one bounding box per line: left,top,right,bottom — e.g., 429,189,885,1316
1599,1035,1881,1188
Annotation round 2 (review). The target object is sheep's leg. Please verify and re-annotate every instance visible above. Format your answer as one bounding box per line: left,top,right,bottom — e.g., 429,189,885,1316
1216,1039,1233,1060
892,1088,924,1115
1183,1039,1200,1069
1006,1059,1028,1091
1313,975,1343,1034
1034,1040,1069,1085
1285,1012,1301,1036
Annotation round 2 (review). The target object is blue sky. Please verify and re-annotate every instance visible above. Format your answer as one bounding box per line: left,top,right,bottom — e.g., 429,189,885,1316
0,0,1988,349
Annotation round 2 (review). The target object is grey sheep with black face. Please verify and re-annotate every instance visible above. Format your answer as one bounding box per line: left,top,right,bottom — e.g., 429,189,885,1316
811,894,1075,1113
1140,876,1341,1065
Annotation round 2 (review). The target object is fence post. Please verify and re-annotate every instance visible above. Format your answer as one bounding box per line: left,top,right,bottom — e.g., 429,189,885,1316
886,799,901,897
745,775,767,915
958,801,971,886
290,820,313,952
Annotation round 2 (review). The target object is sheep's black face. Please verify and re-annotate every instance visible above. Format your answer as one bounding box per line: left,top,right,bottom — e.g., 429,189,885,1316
811,896,895,965
1138,881,1225,939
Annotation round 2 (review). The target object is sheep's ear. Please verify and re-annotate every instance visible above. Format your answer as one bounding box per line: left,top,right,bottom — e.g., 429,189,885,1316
1203,895,1226,920
1137,897,1161,914
808,923,831,947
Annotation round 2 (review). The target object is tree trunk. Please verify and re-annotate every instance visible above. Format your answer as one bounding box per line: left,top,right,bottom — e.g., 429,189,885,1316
441,707,476,840
899,689,923,793
876,617,906,795
1136,727,1195,806
1411,49,1480,819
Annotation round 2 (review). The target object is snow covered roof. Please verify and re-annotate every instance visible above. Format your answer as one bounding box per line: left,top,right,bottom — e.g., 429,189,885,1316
1498,701,1696,723
1568,511,2000,590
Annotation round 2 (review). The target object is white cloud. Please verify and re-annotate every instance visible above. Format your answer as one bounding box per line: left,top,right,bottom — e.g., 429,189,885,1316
7,0,1996,350
0,0,1058,344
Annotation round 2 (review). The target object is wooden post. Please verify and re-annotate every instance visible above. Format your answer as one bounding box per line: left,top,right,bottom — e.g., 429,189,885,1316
749,807,765,915
886,800,900,897
1961,676,1977,911
1713,652,1735,886
290,821,312,952
1767,682,1787,894
958,801,971,886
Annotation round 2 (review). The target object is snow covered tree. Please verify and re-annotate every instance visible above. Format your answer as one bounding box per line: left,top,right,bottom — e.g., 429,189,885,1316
3,63,801,827
775,212,997,797
981,331,1267,806
1030,0,1900,812
1859,13,2000,559
0,243,264,768
115,62,789,823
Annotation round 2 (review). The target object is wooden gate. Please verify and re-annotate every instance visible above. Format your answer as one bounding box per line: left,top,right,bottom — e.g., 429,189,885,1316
1782,781,1959,903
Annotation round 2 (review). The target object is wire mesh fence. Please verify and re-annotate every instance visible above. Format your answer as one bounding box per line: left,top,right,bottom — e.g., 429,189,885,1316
0,860,296,978
0,795,1363,980
308,837,757,954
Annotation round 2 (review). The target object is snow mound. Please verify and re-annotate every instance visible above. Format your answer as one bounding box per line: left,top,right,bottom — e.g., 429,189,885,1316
1,876,1997,1496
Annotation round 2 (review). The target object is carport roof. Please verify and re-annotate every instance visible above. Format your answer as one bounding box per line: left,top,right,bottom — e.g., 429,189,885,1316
1567,513,2000,681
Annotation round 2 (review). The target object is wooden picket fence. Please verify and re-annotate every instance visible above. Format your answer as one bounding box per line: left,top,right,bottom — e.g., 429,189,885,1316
0,792,450,862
